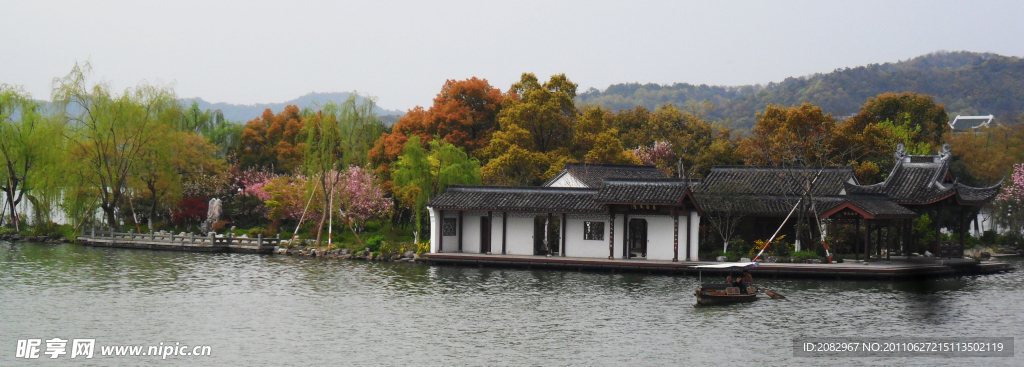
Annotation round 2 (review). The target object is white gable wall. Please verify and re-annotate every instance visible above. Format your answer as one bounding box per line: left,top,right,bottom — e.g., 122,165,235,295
545,173,588,188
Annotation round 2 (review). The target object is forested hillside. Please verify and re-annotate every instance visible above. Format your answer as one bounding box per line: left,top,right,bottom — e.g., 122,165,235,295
182,92,405,125
576,51,1024,130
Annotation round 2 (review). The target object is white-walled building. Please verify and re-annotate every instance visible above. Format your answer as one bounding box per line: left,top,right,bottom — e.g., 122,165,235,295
426,164,703,261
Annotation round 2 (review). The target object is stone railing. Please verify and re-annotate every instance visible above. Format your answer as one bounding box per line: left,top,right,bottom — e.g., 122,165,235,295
81,227,281,248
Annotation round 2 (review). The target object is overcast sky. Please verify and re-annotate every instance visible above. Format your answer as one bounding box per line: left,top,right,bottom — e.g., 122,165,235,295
2,1,1022,111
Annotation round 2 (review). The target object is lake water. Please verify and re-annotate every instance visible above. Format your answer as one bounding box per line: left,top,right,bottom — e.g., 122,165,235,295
1,242,1022,366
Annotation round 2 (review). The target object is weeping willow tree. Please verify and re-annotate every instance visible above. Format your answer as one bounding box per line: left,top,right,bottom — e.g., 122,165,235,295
52,62,181,228
0,84,65,230
303,96,385,244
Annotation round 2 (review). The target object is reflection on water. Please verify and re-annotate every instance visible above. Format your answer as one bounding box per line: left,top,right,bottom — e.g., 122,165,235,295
1,242,1022,366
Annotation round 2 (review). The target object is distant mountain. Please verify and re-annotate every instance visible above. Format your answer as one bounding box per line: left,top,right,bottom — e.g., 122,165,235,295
180,92,405,125
576,51,1024,130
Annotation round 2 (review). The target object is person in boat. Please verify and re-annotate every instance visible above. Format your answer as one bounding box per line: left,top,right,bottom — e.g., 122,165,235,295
738,269,753,294
726,272,737,286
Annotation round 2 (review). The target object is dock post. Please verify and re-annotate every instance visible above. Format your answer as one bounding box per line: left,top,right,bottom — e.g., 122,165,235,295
190,233,194,244
91,227,95,238
258,234,263,247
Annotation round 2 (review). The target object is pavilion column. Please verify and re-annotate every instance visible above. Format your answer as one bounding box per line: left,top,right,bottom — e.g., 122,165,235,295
501,212,507,255
905,219,913,256
457,211,463,253
438,210,444,253
547,212,553,255
672,208,679,262
608,212,616,260
863,220,870,261
886,223,893,260
561,213,567,257
622,213,629,259
875,224,882,257
486,211,493,254
688,210,700,262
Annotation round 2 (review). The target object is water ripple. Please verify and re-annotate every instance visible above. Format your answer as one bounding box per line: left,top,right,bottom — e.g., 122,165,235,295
1,242,1022,366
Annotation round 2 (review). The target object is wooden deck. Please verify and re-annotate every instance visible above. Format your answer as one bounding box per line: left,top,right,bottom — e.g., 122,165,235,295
79,229,279,254
418,253,1015,279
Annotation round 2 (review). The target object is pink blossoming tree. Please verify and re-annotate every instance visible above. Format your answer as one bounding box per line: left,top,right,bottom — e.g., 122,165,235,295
995,163,1024,240
336,165,393,245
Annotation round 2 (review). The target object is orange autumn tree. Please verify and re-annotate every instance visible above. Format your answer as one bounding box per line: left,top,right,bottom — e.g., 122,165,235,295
738,103,839,167
238,105,306,174
370,77,505,188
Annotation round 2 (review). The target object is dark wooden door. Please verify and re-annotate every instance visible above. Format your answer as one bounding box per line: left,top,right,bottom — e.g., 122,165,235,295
628,219,648,258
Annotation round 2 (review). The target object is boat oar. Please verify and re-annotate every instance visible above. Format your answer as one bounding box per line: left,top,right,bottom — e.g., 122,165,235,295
764,290,786,299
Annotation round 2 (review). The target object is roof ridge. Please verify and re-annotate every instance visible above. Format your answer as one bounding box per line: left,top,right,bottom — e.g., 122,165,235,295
565,162,659,170
710,165,854,171
445,185,598,194
602,178,689,184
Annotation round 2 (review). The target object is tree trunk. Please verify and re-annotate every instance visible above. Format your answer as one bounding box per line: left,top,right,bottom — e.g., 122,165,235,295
103,204,117,229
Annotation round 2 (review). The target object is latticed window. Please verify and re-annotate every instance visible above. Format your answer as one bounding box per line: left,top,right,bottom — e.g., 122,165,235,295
584,221,604,240
442,218,457,236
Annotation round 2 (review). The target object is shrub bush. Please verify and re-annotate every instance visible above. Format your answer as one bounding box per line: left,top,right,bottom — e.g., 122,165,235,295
32,222,64,237
364,234,386,252
380,240,415,257
363,221,381,233
247,227,269,237
791,250,821,262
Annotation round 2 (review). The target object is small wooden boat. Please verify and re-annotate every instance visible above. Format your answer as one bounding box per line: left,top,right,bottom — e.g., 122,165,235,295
694,262,759,305
695,283,757,305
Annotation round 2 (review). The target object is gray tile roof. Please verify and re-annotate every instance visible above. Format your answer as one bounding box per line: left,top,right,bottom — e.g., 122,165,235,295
594,179,692,204
428,186,604,213
545,162,667,188
696,166,856,197
844,158,1001,205
819,196,918,218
